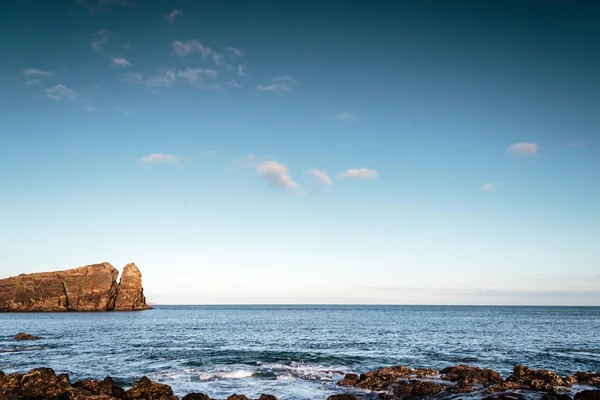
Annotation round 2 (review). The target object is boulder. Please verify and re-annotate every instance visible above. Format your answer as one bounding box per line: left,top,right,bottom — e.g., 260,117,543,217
0,368,71,399
327,395,362,400
258,395,278,400
0,262,151,311
575,372,600,387
440,364,503,385
126,376,177,400
14,332,40,340
575,391,600,400
542,394,573,400
227,395,252,400
505,365,564,392
338,373,360,386
356,366,413,390
391,379,447,396
182,394,212,400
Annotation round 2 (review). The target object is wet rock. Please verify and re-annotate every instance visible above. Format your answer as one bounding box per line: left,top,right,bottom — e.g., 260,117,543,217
338,373,360,386
356,366,413,390
454,381,476,393
378,394,395,400
327,395,362,400
183,394,212,400
482,393,526,400
413,368,438,378
575,373,600,387
126,376,177,400
74,378,101,393
542,393,573,400
391,379,447,396
440,364,503,385
565,376,578,387
506,365,564,390
100,376,127,398
14,332,40,340
258,395,278,400
575,391,600,400
485,381,529,394
227,395,252,400
0,368,71,399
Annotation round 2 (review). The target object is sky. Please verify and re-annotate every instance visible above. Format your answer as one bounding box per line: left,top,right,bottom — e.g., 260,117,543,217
1,0,599,305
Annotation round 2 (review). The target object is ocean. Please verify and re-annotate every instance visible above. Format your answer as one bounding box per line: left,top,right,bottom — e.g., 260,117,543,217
1,305,599,399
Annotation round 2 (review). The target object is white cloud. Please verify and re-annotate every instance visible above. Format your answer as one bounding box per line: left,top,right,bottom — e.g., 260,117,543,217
26,79,41,86
140,153,180,164
307,168,332,185
165,9,181,24
84,106,99,112
257,161,298,190
226,47,242,57
23,68,54,77
172,39,219,63
111,57,131,67
176,68,218,83
228,80,242,88
92,29,111,51
339,168,379,180
257,75,297,92
482,183,494,191
46,85,77,100
237,65,246,76
507,142,539,156
335,112,356,120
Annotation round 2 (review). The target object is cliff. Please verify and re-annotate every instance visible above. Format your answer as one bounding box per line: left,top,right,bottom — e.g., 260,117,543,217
0,262,152,312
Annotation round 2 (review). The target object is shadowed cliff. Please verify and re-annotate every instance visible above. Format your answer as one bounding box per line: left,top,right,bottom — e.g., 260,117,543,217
0,263,151,312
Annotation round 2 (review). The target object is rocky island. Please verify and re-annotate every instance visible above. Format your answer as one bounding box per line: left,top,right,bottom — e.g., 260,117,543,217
0,263,151,312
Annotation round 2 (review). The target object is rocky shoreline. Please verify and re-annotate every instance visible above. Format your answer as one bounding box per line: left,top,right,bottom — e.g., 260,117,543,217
1,365,599,400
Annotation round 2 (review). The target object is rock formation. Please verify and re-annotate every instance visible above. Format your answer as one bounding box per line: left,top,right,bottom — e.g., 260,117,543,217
0,262,151,312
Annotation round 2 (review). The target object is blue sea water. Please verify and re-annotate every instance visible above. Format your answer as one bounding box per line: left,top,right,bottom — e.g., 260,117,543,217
1,305,599,399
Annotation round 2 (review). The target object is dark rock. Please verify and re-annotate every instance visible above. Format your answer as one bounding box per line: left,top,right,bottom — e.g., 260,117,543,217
542,393,573,400
338,373,360,386
126,376,176,400
0,368,71,399
575,373,600,387
74,378,101,393
485,382,529,394
258,395,278,400
440,364,503,385
327,395,362,400
100,376,127,398
506,365,564,390
0,262,151,312
14,332,40,340
227,395,252,400
413,368,438,378
482,394,526,400
575,391,600,400
356,366,413,390
183,394,212,400
378,394,395,400
391,379,447,396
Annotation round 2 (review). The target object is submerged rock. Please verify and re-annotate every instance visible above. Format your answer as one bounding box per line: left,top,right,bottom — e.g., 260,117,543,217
13,332,40,341
0,262,151,312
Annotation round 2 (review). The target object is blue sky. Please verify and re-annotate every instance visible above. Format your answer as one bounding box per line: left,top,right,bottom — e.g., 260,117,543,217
1,0,599,305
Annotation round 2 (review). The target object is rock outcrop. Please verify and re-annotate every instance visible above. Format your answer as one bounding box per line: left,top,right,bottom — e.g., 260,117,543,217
0,262,151,312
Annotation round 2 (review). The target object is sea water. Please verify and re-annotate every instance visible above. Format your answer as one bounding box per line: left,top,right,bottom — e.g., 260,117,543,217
1,305,599,399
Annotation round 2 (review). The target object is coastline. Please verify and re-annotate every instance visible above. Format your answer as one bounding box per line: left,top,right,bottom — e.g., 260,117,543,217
1,364,599,400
